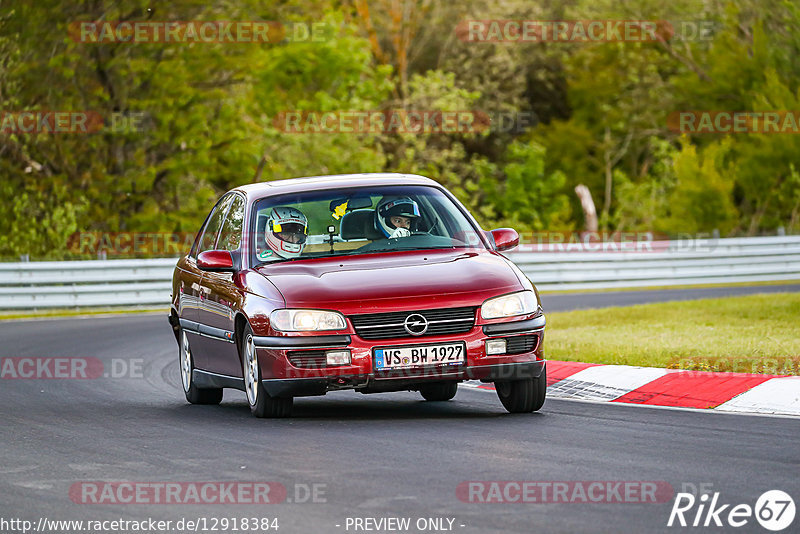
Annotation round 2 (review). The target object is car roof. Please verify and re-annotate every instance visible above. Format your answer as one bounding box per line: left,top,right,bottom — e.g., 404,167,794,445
233,173,440,197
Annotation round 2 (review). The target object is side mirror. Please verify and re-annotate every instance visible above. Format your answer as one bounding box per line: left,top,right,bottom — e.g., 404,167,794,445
490,228,520,252
197,250,235,272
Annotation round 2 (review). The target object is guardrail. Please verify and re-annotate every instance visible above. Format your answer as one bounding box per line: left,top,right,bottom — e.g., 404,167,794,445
511,235,800,291
0,258,176,309
1,236,799,309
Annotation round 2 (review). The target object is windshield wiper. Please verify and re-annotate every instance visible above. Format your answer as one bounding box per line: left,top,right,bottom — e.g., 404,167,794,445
253,257,302,267
361,245,457,253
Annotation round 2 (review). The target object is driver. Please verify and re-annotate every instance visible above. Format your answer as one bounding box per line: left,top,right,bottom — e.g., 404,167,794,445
261,206,308,260
376,197,420,238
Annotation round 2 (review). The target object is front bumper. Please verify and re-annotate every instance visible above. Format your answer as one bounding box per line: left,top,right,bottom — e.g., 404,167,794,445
261,360,545,397
254,314,545,398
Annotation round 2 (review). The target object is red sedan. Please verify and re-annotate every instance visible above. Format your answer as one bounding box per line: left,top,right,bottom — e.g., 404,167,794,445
169,173,546,417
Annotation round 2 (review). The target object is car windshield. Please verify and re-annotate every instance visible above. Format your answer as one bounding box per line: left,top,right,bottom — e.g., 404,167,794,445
251,185,487,264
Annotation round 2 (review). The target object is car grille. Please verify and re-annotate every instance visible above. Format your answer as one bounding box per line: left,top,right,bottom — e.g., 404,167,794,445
350,307,477,340
287,350,328,368
504,334,539,355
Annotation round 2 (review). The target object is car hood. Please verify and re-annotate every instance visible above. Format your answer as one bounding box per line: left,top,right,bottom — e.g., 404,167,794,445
254,249,524,314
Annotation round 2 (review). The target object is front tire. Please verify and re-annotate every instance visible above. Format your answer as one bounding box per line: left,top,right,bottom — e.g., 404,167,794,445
419,382,458,401
179,329,223,405
495,369,546,413
241,325,293,418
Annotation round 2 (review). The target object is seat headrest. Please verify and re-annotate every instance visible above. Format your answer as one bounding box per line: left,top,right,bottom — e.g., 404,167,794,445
255,214,268,245
340,209,383,241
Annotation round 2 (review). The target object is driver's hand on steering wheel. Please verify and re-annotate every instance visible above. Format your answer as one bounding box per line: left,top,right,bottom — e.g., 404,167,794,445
390,227,411,238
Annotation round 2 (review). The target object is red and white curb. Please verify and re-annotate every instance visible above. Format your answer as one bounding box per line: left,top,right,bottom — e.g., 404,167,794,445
464,361,800,416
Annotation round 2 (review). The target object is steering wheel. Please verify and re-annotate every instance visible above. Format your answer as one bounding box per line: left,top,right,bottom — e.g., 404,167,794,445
415,217,439,236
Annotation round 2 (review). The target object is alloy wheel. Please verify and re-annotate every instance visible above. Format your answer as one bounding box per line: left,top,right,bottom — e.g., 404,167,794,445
180,330,192,393
244,333,259,405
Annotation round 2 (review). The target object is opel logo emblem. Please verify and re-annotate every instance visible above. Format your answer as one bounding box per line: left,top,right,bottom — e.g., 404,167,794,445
404,313,429,336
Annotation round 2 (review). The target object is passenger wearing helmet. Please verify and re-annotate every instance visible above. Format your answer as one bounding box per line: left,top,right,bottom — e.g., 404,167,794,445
261,206,308,260
376,197,421,238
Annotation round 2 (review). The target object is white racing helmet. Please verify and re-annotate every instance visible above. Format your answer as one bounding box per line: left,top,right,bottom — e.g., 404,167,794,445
376,197,421,237
265,206,308,259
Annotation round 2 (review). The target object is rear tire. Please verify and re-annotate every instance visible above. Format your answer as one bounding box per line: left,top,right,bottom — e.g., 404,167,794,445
496,369,546,413
419,382,458,401
241,325,293,418
179,329,223,405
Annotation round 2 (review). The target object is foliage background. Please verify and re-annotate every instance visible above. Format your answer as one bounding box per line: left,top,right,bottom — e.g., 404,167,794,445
1,0,799,259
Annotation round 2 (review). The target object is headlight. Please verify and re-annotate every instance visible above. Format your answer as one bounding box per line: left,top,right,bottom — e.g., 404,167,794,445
270,309,347,332
481,291,538,320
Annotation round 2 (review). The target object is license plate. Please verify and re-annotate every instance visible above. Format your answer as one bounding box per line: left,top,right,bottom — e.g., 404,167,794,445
374,343,465,370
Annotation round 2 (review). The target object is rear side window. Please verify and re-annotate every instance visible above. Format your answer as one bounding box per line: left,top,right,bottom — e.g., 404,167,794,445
197,194,234,254
217,195,245,251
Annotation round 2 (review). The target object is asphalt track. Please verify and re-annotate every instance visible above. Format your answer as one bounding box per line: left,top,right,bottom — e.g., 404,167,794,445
1,286,799,534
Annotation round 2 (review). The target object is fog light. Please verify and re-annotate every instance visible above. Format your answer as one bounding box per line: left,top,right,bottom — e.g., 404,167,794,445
485,339,507,355
326,350,351,366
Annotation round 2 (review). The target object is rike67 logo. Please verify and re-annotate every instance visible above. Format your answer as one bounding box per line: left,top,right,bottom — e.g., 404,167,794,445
668,489,795,531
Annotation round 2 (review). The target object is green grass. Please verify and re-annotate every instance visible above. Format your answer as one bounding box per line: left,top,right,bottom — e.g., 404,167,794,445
545,293,800,375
